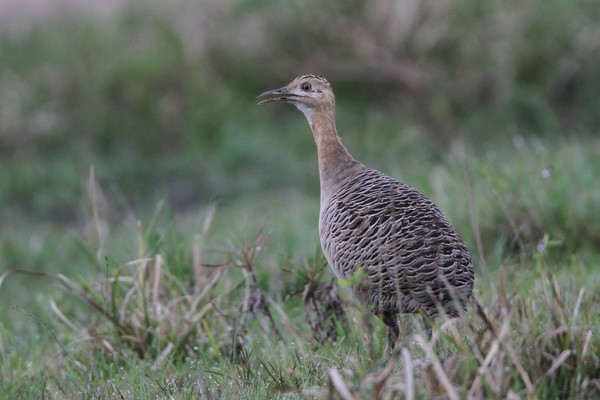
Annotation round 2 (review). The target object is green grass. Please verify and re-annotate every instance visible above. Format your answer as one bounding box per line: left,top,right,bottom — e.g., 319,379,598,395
1,0,600,398
2,138,599,398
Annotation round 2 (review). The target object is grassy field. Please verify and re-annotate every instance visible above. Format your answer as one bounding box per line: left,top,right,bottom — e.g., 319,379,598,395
1,1,600,398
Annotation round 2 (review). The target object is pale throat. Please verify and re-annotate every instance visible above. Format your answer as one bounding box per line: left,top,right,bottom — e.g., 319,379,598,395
293,102,315,125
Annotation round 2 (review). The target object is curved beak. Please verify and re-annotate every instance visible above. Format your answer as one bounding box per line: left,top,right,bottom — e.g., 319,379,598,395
257,86,297,105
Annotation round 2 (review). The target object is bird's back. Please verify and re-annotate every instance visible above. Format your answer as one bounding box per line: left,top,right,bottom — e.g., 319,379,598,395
319,166,474,318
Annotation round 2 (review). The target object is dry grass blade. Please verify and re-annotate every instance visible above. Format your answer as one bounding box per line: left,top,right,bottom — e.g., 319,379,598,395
49,300,81,333
473,297,497,338
372,360,395,399
502,331,535,395
152,342,174,370
401,347,415,400
498,265,508,311
55,274,135,338
0,269,55,290
193,203,217,289
550,276,568,321
571,288,585,330
327,368,355,400
546,349,572,377
150,255,164,307
468,311,511,398
415,334,460,400
581,330,592,360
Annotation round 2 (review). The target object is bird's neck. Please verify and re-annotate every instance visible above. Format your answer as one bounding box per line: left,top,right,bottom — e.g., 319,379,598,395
309,112,359,202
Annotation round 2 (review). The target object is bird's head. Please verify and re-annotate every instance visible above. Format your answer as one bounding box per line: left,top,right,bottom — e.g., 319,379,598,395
257,74,335,124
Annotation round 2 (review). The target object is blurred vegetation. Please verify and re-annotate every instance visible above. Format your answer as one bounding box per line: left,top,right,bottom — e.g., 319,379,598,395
1,1,600,398
1,0,599,218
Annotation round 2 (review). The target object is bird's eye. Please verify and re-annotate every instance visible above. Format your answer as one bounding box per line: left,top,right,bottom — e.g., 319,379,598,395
301,83,312,92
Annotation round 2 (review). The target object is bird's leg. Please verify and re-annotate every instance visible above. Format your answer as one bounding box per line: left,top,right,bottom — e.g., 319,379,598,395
421,314,433,340
379,311,399,352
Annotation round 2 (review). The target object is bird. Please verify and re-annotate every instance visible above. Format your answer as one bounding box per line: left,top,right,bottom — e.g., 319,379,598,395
258,74,474,350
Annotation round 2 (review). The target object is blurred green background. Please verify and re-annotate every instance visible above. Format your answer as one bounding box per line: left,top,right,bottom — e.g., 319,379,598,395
1,0,599,302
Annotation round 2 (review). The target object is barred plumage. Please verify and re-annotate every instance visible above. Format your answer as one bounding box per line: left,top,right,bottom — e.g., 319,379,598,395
258,75,474,349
